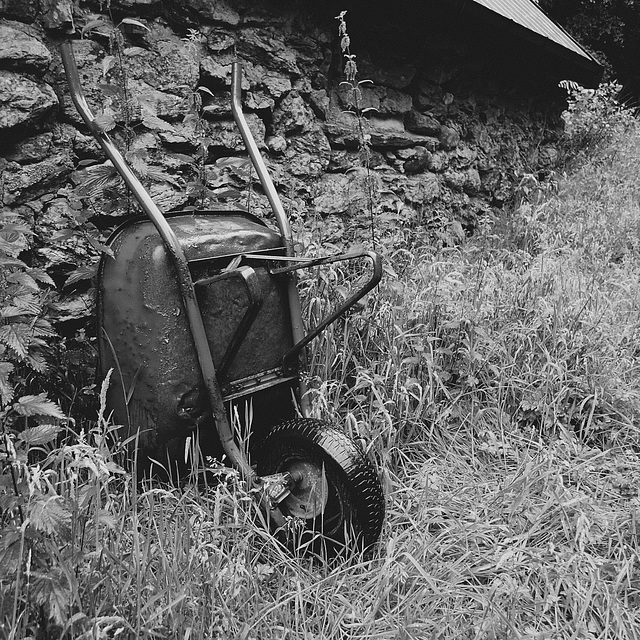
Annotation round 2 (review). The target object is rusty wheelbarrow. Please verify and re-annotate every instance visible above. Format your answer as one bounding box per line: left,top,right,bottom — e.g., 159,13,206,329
60,41,384,556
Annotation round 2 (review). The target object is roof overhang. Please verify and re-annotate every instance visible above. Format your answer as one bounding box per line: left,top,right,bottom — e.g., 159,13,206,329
468,0,602,86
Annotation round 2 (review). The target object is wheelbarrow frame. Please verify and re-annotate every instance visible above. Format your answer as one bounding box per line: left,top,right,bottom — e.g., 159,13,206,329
60,43,382,502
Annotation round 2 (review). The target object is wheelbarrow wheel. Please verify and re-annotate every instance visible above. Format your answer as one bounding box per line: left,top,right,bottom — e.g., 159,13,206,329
254,418,384,559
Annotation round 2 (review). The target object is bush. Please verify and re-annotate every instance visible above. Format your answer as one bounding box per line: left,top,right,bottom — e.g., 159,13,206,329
559,80,634,161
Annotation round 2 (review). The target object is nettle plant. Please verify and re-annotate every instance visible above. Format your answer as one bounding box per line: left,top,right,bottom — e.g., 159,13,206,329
75,18,224,215
0,214,56,393
335,11,378,248
0,222,125,630
0,130,123,636
0,215,67,625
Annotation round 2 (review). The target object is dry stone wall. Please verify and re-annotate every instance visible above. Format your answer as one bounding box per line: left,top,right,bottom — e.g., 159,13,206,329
1,0,564,248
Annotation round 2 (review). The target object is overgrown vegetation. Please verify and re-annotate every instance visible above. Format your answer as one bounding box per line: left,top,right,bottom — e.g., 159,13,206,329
2,40,640,640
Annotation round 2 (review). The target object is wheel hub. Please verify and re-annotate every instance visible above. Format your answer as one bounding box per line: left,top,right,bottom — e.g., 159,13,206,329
282,459,328,519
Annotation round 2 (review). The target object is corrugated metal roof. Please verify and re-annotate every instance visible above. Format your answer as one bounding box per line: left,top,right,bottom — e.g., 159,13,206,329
472,0,592,61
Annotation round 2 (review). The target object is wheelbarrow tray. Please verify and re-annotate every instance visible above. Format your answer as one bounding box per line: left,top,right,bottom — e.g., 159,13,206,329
98,208,298,463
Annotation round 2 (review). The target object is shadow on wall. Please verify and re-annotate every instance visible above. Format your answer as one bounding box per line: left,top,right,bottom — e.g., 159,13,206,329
0,0,599,250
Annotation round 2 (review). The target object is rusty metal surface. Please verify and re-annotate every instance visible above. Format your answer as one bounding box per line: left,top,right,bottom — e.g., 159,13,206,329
196,268,294,381
97,210,293,462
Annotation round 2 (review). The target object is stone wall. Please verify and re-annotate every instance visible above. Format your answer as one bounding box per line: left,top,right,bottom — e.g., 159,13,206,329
1,0,567,251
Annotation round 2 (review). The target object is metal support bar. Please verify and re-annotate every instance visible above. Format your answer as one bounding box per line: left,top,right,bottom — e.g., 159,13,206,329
225,250,383,369
278,252,383,367
60,41,255,481
264,250,383,274
194,266,263,380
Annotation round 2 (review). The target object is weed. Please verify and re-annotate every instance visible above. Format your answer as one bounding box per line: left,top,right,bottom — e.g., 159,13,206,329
336,11,378,248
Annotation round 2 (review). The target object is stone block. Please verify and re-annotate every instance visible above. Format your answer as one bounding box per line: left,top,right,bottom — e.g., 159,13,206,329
313,168,381,215
273,91,314,135
0,71,58,135
128,78,187,120
40,0,73,30
444,170,466,192
5,132,53,163
182,0,240,25
439,125,460,150
207,114,266,151
403,173,440,205
0,23,51,72
426,151,449,172
403,146,432,174
405,110,441,136
463,168,482,196
122,29,200,95
415,82,445,110
337,84,412,117
380,88,412,115
283,125,331,177
3,152,73,205
238,28,300,75
266,135,287,154
367,117,439,149
309,89,330,119
0,0,38,22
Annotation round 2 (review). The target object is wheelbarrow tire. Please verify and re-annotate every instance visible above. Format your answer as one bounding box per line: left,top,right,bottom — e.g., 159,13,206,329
254,418,384,558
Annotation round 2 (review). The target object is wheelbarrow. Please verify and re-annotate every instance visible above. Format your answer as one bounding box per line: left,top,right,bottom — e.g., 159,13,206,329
60,41,384,555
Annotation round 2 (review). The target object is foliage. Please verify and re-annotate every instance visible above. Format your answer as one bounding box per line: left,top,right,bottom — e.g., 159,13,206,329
180,28,223,209
1,375,128,638
558,79,634,161
6,104,640,632
81,16,151,145
75,18,230,216
539,0,628,47
0,213,73,634
0,214,56,389
76,14,170,218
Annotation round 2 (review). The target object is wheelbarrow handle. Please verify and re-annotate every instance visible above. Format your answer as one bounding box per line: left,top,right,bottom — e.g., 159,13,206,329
231,61,309,410
60,42,169,241
231,62,293,252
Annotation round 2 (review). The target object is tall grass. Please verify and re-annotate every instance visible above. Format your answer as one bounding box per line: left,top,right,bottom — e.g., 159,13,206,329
3,112,640,639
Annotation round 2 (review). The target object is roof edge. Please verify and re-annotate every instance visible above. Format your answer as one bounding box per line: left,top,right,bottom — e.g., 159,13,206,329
465,0,603,85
